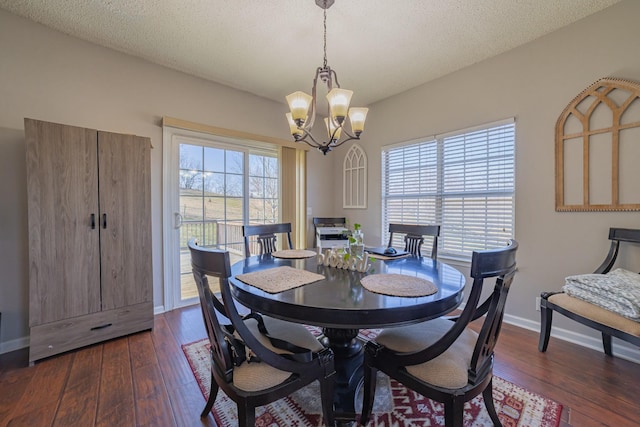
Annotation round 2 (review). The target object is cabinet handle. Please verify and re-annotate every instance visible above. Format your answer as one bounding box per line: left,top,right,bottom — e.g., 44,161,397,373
90,214,96,229
90,323,113,331
102,213,107,229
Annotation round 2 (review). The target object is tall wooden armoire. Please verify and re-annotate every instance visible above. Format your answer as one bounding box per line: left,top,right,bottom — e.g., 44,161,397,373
25,118,153,362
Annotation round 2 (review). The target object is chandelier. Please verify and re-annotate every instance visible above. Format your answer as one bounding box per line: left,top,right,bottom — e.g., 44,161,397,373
285,0,369,155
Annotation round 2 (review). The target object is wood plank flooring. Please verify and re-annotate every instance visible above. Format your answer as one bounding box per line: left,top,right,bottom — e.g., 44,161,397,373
1,305,639,426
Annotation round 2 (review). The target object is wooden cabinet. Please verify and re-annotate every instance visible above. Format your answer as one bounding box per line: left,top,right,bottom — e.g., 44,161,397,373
25,118,153,362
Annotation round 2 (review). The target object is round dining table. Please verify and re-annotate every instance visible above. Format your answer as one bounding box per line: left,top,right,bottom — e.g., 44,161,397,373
229,253,466,424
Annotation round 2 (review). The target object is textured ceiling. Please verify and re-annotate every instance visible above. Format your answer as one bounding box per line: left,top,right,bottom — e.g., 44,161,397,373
0,0,622,106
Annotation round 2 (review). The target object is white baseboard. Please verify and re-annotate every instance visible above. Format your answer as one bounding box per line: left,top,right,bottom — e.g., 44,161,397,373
0,336,29,355
503,313,640,364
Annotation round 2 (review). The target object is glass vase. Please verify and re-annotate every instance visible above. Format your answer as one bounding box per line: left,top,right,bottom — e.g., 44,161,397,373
350,230,364,260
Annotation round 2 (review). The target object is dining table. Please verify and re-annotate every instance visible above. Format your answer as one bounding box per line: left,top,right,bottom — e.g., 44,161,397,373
229,251,467,424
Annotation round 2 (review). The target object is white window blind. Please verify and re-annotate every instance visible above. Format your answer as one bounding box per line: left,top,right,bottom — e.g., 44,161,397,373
382,120,515,260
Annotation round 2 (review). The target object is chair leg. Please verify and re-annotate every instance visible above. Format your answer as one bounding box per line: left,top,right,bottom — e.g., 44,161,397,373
237,402,255,427
320,377,336,426
482,379,503,427
538,302,553,352
602,333,613,356
443,398,465,427
359,364,378,426
200,373,219,418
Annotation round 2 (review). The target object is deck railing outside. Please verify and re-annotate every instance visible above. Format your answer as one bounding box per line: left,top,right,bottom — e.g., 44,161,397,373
179,220,271,299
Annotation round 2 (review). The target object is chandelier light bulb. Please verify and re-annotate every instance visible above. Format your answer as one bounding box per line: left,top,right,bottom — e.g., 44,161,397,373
348,108,369,135
286,91,313,124
324,117,343,141
286,113,304,139
327,88,353,123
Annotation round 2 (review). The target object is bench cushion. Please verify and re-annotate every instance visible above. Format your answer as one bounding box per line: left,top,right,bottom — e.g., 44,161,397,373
548,293,640,338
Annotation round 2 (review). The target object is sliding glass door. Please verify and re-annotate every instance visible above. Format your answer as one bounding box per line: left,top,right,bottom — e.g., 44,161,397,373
164,129,278,308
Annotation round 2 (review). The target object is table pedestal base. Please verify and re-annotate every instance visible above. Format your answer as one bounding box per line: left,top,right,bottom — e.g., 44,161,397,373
323,327,363,425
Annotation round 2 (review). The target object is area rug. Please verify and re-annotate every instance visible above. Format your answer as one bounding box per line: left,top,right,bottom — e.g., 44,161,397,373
183,332,563,427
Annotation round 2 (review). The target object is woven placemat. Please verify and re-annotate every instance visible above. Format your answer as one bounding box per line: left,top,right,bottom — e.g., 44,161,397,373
361,274,437,297
235,266,324,294
271,249,317,259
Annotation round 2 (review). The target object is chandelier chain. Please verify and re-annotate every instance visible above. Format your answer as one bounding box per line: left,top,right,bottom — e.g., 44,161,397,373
323,3,327,69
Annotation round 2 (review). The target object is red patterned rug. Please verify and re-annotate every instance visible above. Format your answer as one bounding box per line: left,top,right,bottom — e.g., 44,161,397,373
183,331,562,427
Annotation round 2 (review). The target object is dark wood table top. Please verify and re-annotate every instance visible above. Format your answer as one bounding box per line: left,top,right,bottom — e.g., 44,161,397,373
229,255,466,329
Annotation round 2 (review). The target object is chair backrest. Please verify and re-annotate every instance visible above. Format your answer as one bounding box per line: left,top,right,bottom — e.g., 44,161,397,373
387,223,440,258
313,217,347,248
242,223,293,257
188,238,313,376
594,227,640,274
188,239,236,381
381,240,517,382
465,240,518,382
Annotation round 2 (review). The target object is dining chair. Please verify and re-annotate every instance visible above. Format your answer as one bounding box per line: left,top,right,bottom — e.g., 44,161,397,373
387,223,441,258
313,217,347,248
242,223,293,257
360,240,518,427
188,239,336,426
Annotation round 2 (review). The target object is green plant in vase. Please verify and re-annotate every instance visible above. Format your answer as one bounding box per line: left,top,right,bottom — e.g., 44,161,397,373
349,223,365,259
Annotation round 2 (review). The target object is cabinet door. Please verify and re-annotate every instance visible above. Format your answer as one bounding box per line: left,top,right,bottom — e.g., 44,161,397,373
98,131,152,310
25,119,101,326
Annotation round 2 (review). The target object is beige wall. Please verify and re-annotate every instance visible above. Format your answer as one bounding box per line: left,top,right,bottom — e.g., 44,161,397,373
0,8,334,350
334,0,640,360
1,2,639,360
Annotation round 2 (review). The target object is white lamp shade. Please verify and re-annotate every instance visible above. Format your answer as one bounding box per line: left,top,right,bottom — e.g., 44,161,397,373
325,117,343,141
348,107,369,133
286,113,304,137
286,91,312,122
326,88,353,119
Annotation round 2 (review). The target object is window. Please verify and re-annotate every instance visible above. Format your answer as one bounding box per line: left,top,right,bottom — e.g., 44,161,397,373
179,143,279,259
249,154,280,223
382,119,515,260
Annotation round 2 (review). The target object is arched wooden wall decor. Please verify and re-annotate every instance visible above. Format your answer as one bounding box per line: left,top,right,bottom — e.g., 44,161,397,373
556,77,640,211
343,143,367,208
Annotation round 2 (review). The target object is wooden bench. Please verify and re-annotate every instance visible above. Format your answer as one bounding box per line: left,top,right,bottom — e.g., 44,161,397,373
539,227,640,357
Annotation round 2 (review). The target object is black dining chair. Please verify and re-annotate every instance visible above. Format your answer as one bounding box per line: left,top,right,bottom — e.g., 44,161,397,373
360,240,518,427
313,217,347,248
387,223,441,258
188,239,336,426
242,223,294,257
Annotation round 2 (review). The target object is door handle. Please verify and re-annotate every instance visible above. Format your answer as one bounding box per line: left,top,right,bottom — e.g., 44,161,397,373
174,212,183,229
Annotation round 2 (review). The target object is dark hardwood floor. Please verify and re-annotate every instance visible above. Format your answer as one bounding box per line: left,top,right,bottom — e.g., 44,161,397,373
1,305,638,426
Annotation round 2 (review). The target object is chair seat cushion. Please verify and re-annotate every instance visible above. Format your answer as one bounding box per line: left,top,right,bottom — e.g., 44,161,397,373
375,318,478,389
261,317,324,352
548,293,640,337
233,359,293,391
233,317,323,391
